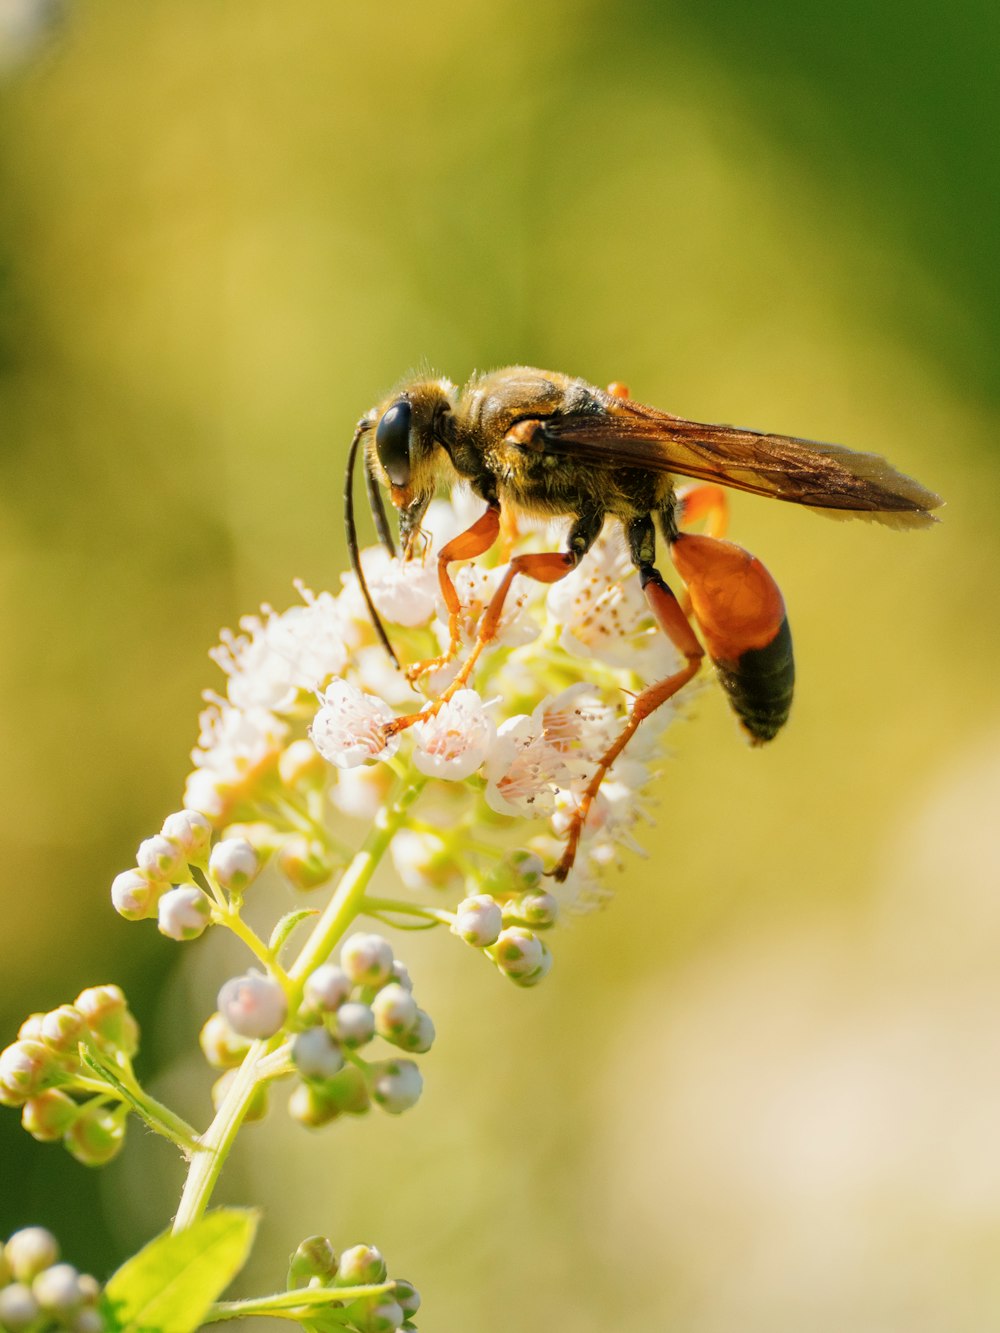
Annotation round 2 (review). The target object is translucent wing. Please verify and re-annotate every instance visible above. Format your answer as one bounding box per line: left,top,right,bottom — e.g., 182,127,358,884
541,399,942,528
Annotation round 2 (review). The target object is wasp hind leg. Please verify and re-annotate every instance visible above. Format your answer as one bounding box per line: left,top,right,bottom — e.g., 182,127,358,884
551,515,705,882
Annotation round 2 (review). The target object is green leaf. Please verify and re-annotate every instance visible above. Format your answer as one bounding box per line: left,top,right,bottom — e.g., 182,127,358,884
104,1208,258,1333
269,909,318,956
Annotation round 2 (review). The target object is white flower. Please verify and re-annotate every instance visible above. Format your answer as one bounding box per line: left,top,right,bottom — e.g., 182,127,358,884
413,689,494,780
435,562,540,653
483,715,572,817
185,701,287,819
309,680,398,770
338,547,439,630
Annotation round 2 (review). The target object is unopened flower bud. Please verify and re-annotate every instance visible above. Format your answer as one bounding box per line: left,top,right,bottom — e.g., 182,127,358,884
323,1063,370,1115
287,1235,338,1289
509,941,553,988
6,1227,58,1280
0,1041,53,1105
371,984,418,1041
22,1089,78,1141
136,834,187,882
483,849,545,896
370,1059,423,1115
218,973,288,1040
158,887,212,941
331,1002,375,1049
209,838,260,894
199,1012,252,1069
65,1105,126,1166
390,828,464,894
279,739,328,789
75,986,131,1050
17,1013,45,1042
0,1283,39,1331
346,1296,404,1332
303,964,352,1014
211,1070,269,1122
287,1081,341,1128
277,835,333,891
503,890,559,928
292,1027,345,1082
40,1006,85,1053
160,809,212,862
71,1309,105,1333
490,927,544,978
389,959,413,991
110,869,163,921
340,934,394,987
393,1009,435,1054
393,1280,421,1319
453,894,503,947
33,1263,83,1316
335,1244,387,1286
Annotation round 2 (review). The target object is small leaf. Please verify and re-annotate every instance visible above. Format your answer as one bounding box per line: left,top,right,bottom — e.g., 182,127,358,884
269,909,318,956
105,1208,258,1333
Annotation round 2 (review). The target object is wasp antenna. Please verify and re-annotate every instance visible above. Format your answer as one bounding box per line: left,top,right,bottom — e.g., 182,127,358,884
365,452,397,556
344,418,401,670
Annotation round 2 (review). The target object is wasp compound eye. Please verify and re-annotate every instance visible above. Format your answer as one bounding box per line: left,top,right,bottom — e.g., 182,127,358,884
375,400,412,488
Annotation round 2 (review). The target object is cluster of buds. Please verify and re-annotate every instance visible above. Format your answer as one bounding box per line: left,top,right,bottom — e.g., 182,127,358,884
287,1237,419,1332
0,987,138,1166
452,851,558,986
0,1228,104,1333
202,934,434,1128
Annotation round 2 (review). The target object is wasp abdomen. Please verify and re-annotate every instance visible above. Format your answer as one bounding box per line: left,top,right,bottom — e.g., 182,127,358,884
714,617,794,743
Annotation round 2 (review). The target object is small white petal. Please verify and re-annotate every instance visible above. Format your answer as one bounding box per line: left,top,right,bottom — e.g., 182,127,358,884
309,680,399,770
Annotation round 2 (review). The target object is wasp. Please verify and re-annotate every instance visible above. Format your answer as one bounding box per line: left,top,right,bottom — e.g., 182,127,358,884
345,366,941,880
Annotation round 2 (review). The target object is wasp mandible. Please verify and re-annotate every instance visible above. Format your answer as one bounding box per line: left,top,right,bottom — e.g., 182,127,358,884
345,367,941,880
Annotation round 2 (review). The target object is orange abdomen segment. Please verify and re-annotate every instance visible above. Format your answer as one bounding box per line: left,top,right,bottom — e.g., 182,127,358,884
670,532,794,742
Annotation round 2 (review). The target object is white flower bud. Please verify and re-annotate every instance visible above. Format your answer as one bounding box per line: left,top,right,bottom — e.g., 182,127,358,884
303,964,352,1013
71,1308,105,1333
453,894,503,947
6,1227,59,1280
503,889,559,928
371,984,418,1040
110,869,164,921
336,1244,387,1285
157,887,212,941
209,838,260,893
160,809,213,860
0,1041,52,1106
198,1012,251,1069
217,972,288,1039
393,1008,435,1054
348,1296,405,1332
490,927,544,978
0,1283,39,1331
331,1002,375,1049
340,933,394,987
292,1027,345,1081
136,835,187,881
33,1263,82,1316
510,941,553,988
389,958,413,991
393,1280,421,1319
370,1059,423,1114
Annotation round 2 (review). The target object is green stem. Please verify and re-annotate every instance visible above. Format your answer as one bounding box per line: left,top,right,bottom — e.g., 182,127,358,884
79,1051,200,1152
361,896,453,926
287,775,426,1002
203,1280,394,1323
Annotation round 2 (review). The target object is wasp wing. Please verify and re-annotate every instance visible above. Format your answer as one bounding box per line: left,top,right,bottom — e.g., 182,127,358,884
541,400,942,528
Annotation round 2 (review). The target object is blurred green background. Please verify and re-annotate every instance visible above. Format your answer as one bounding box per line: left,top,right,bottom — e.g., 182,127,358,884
1,1,999,1328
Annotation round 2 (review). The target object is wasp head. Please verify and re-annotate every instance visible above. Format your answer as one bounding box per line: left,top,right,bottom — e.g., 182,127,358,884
365,378,457,556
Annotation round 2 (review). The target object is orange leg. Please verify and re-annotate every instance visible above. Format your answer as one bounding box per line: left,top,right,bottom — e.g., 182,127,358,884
551,566,704,881
403,505,502,685
676,483,729,539
386,511,604,739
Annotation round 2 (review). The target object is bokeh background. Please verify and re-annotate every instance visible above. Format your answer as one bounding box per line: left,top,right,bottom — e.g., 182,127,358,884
1,1,999,1329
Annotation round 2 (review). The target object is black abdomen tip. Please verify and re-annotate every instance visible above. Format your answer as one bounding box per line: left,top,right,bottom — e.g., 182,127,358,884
715,617,795,743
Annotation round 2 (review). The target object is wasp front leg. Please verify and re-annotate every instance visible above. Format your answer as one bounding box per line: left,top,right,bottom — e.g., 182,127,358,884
385,509,605,740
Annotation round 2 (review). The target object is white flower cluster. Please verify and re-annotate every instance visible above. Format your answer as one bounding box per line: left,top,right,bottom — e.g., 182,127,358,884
183,497,679,902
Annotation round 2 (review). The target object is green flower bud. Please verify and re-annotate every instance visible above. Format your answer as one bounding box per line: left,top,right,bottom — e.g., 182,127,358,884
22,1089,78,1142
322,1064,370,1116
489,927,543,978
345,1296,404,1332
6,1227,59,1280
65,1104,126,1167
75,986,132,1051
288,1080,342,1129
287,1235,338,1289
502,889,559,929
392,1280,421,1319
0,1040,54,1105
198,1012,252,1069
389,1008,435,1054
